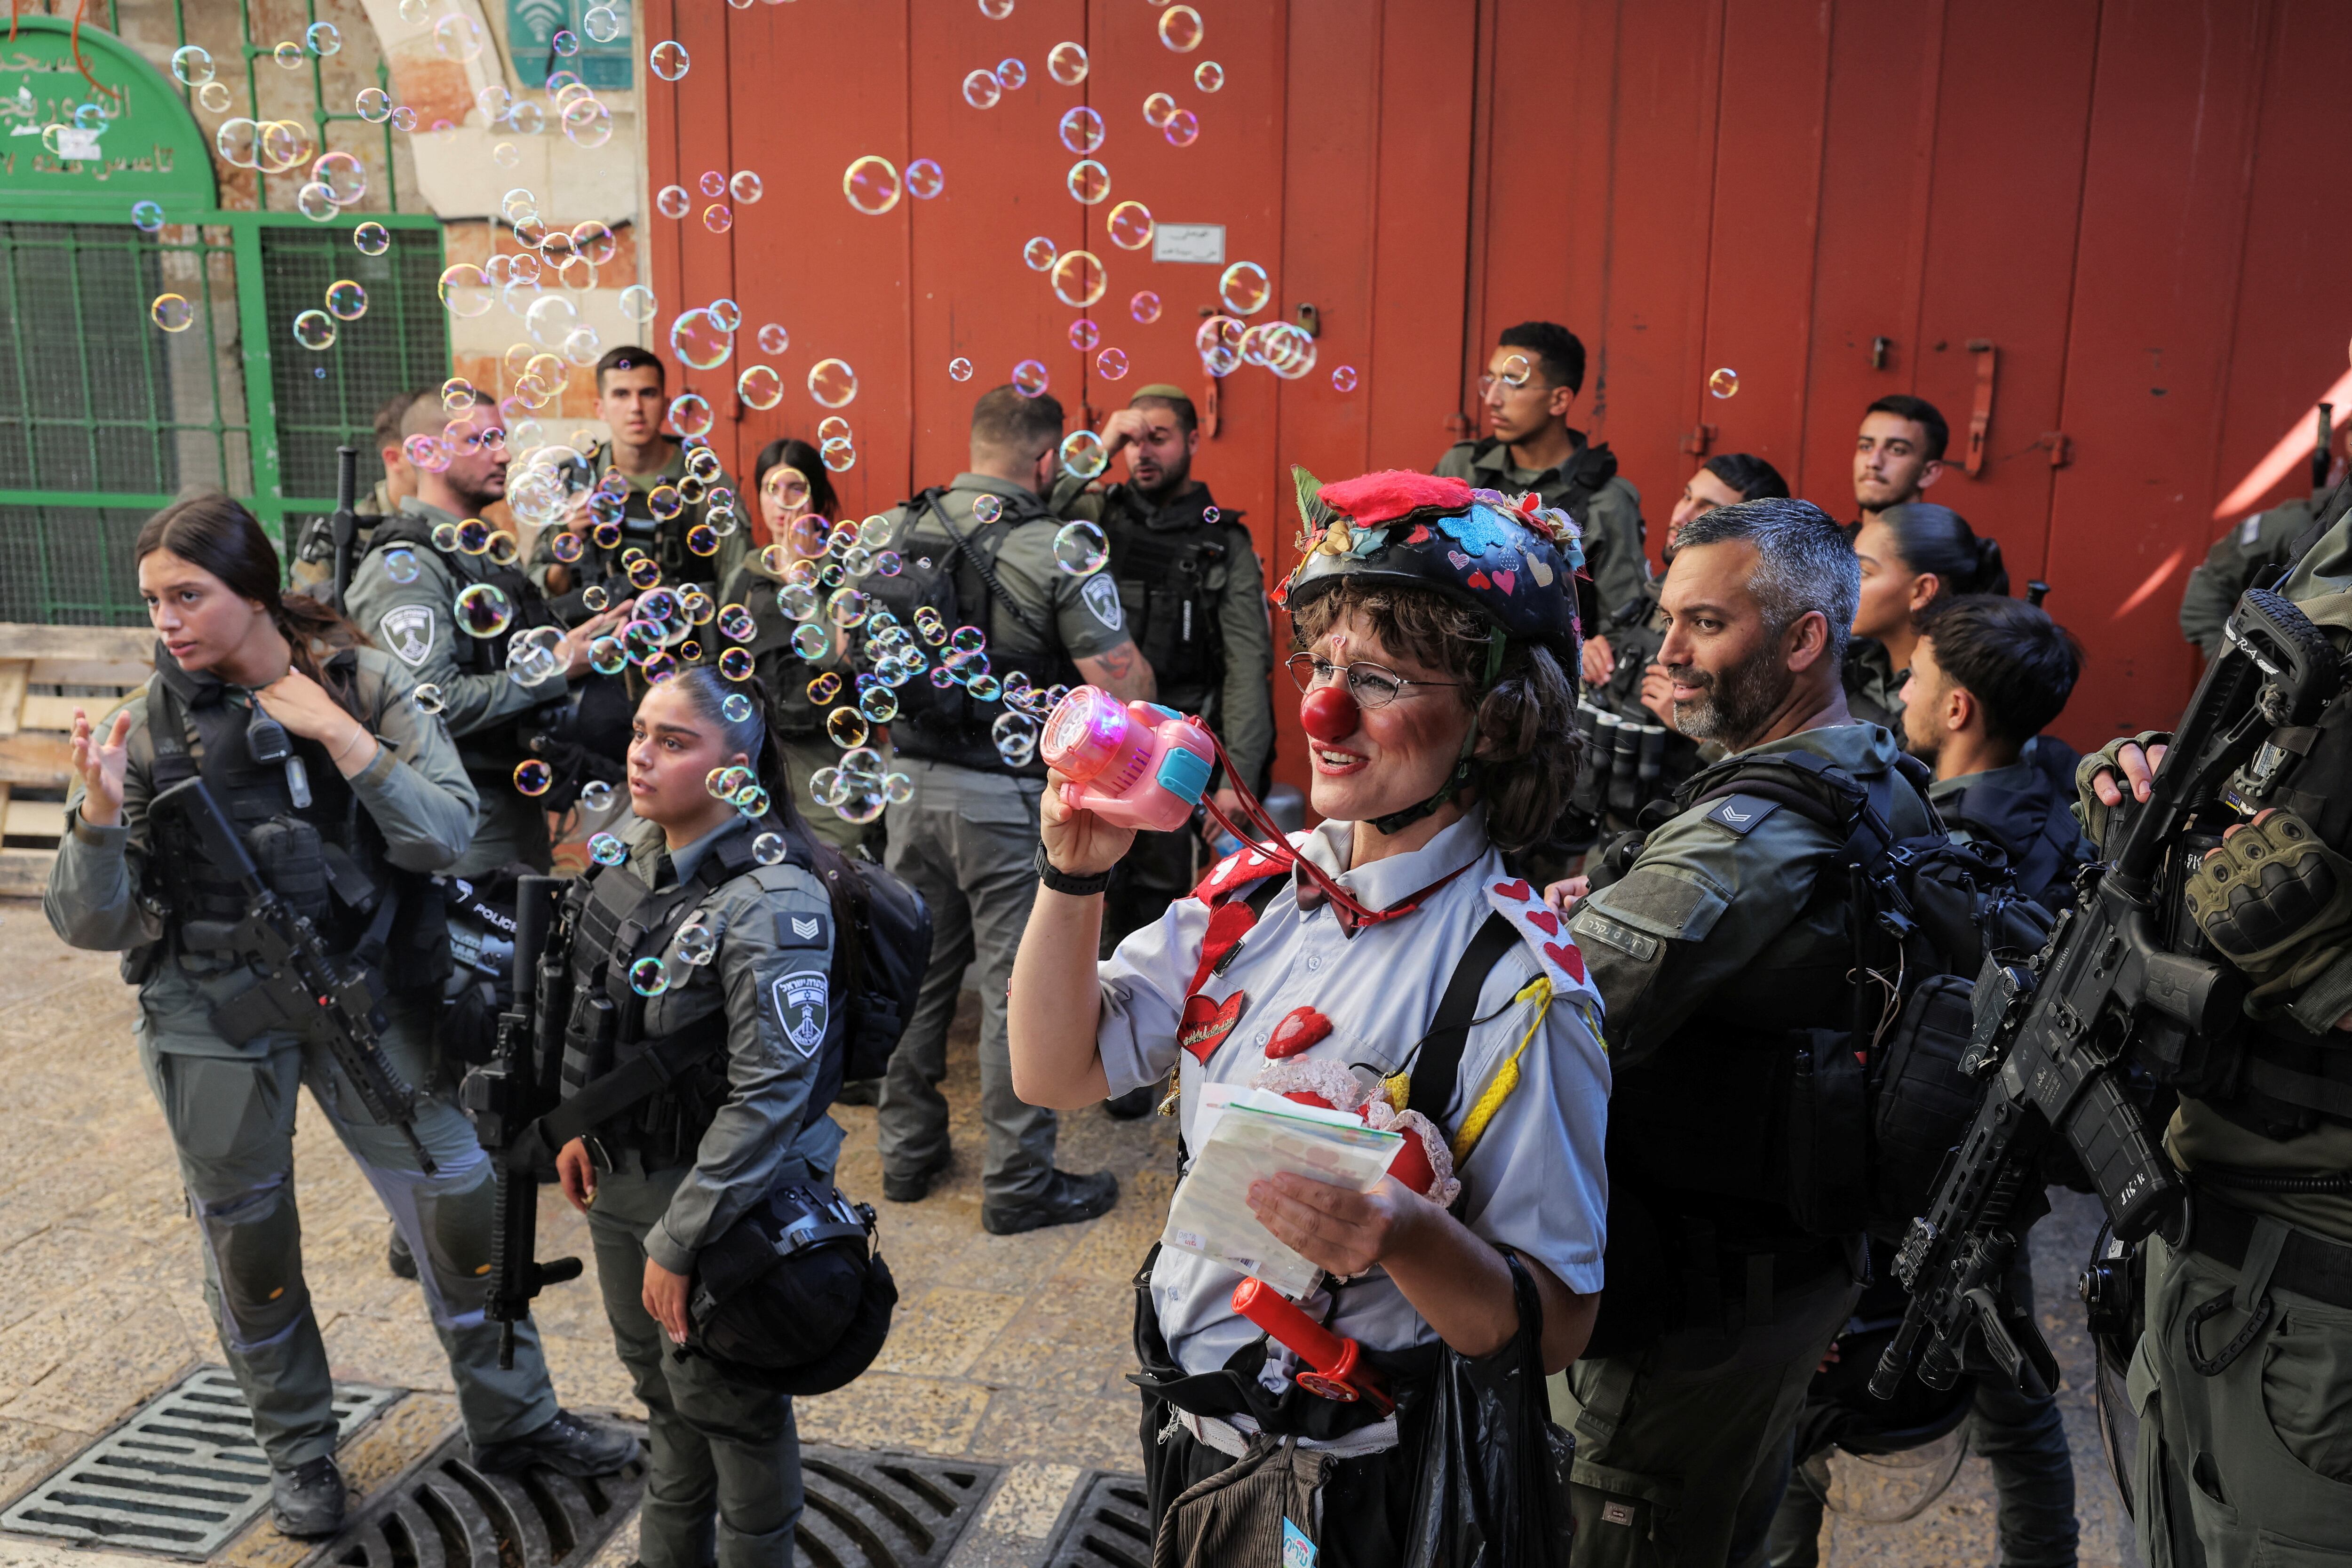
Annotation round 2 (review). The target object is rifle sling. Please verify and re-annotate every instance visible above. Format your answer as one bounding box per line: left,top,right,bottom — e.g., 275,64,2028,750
525,1015,730,1156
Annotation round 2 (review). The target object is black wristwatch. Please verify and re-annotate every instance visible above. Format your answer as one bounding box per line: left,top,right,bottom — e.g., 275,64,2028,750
1034,842,1113,896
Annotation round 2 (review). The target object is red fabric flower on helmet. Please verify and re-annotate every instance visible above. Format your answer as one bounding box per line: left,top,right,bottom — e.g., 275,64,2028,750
1318,470,1475,527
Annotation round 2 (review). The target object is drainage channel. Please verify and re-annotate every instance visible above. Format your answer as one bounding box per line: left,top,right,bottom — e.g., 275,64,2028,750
1042,1473,1152,1568
0,1365,400,1557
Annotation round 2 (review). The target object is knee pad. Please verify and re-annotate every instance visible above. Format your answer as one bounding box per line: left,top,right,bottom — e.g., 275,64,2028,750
413,1163,499,1317
193,1176,310,1353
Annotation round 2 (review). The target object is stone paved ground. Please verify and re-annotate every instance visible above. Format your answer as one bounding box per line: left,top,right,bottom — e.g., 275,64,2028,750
0,898,2134,1566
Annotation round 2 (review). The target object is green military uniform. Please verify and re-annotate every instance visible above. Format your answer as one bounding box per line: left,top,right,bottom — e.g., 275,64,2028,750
2177,480,2352,658
42,649,565,1468
870,473,1130,1207
527,440,746,623
1050,474,1272,942
1841,637,1905,731
1436,431,1647,637
2098,509,2352,1566
713,554,872,856
573,814,841,1568
347,498,570,876
1561,722,1932,1567
288,476,397,599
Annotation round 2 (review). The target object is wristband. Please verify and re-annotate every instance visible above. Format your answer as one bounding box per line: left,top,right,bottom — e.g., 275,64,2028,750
1034,842,1112,896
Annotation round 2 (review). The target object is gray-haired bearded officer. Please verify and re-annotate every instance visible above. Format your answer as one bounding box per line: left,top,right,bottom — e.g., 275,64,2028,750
2079,504,2352,1568
1552,499,1932,1567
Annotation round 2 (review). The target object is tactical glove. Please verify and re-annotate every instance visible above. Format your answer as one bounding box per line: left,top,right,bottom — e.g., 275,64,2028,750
2183,809,2352,1006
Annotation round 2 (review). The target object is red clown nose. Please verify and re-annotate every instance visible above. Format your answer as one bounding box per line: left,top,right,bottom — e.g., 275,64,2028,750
1300,684,1358,743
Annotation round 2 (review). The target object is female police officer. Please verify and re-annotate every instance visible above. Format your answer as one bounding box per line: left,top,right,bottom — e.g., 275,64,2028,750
1008,470,1610,1561
550,664,855,1568
48,496,632,1538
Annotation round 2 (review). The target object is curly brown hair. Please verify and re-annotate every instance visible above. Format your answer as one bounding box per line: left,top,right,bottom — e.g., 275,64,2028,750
1290,579,1581,852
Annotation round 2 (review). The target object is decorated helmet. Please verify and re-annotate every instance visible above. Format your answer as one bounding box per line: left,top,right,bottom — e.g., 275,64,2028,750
1272,468,1584,659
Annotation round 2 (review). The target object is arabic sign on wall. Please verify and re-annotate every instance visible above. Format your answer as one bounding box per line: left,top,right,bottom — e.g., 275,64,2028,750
0,17,214,211
506,0,631,93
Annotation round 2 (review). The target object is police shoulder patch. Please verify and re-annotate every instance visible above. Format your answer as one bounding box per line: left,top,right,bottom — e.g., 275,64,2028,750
1081,572,1124,631
379,605,436,667
771,969,829,1058
1703,794,1781,836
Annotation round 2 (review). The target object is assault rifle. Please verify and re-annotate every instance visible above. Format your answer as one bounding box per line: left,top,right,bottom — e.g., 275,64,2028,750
1871,587,2344,1400
327,444,361,610
152,776,436,1173
461,874,582,1367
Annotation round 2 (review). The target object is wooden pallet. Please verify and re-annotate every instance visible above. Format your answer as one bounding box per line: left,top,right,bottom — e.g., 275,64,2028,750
0,625,155,897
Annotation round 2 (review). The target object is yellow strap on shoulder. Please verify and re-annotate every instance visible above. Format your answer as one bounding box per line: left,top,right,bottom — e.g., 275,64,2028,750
1449,975,1552,1166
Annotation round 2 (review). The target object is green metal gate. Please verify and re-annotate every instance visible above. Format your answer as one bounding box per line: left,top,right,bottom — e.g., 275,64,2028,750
0,13,445,625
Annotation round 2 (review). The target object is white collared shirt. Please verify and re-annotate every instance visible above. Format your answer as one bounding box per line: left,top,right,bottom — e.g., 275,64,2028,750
1097,810,1611,1377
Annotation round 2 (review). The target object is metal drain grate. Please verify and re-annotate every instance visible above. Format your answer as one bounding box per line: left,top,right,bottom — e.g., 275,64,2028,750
0,1365,399,1556
328,1427,644,1568
1043,1472,1152,1568
796,1449,998,1568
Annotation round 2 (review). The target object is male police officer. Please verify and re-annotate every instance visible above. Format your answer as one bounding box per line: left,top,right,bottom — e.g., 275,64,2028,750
1904,594,2091,913
1436,321,1645,638
531,347,745,615
346,399,629,876
1852,394,1948,525
1557,499,1933,1568
2178,476,2352,658
289,389,425,599
1053,385,1273,945
2081,513,2352,1567
868,387,1154,1231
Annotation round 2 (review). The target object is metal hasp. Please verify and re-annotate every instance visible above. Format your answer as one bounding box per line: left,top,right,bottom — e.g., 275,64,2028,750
1965,339,1997,478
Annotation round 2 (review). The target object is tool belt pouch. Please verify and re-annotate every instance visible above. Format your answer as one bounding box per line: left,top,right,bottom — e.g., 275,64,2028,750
1780,1029,1870,1237
247,817,332,927
1154,1436,1328,1568
2183,809,2352,1010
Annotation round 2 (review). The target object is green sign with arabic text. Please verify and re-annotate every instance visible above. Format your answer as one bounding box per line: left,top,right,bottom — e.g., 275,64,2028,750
0,17,215,215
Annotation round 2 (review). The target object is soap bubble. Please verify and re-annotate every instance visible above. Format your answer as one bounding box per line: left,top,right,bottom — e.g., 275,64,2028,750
1050,250,1105,308
996,58,1027,90
313,151,366,205
858,686,899,724
649,39,689,80
751,831,786,865
972,495,1005,525
1164,110,1200,147
355,222,390,255
1107,200,1154,251
699,170,727,199
273,40,304,70
456,582,515,637
674,917,717,966
1012,360,1050,398
1059,107,1104,155
297,183,339,222
588,636,626,675
1498,352,1532,388
584,5,622,42
963,69,1002,109
807,672,842,703
793,623,829,660
670,306,733,370
513,758,553,796
1219,261,1270,316
199,81,231,112
738,365,783,410
291,310,337,350
656,184,689,219
827,588,871,628
1054,519,1109,573
907,158,945,199
1708,366,1740,398
1195,60,1225,91
703,203,733,233
1160,5,1204,50
668,393,715,438
382,548,421,585
721,692,755,724
151,294,194,332
641,651,681,684
826,707,871,749
1069,318,1101,351
993,712,1039,765
1144,93,1176,129
412,682,446,715
1097,348,1129,380
843,155,901,215
1332,365,1359,392
1131,290,1162,324
172,45,215,85
435,13,486,61
588,832,627,866
1024,235,1058,271
325,279,368,321
1058,433,1107,483
629,956,669,997
979,0,1012,16
1066,159,1111,205
563,99,612,149
948,357,974,382
438,263,493,318
808,358,858,408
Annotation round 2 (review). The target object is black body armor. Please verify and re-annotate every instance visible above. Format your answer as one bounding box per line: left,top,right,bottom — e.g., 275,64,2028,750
1100,491,1243,720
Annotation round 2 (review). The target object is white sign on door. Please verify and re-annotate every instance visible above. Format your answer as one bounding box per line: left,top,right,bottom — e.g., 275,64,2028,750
1152,224,1227,265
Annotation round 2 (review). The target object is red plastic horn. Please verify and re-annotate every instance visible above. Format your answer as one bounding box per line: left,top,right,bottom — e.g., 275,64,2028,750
1299,684,1358,743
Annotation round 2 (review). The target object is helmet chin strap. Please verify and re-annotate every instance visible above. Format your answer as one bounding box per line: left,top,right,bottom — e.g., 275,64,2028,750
1367,629,1506,837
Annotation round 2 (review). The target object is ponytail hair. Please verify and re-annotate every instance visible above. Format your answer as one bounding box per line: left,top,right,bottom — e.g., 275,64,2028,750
135,493,368,702
660,665,862,955
1874,501,2010,601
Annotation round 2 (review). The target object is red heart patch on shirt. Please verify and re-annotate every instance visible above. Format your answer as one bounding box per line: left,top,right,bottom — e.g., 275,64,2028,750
1180,990,1246,1063
1264,1006,1333,1059
1491,878,1532,902
1543,942,1587,983
1526,908,1560,936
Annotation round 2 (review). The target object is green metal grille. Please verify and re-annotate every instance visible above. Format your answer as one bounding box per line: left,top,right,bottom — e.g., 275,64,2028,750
260,224,448,499
0,505,159,626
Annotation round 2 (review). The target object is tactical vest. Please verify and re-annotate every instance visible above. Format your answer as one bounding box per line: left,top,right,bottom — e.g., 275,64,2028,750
549,827,844,1164
139,650,446,990
572,443,725,590
1100,491,1242,716
866,487,1081,776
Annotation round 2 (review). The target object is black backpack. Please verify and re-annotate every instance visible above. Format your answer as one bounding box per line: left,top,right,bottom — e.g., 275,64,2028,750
822,838,933,1087
1681,750,2050,1241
